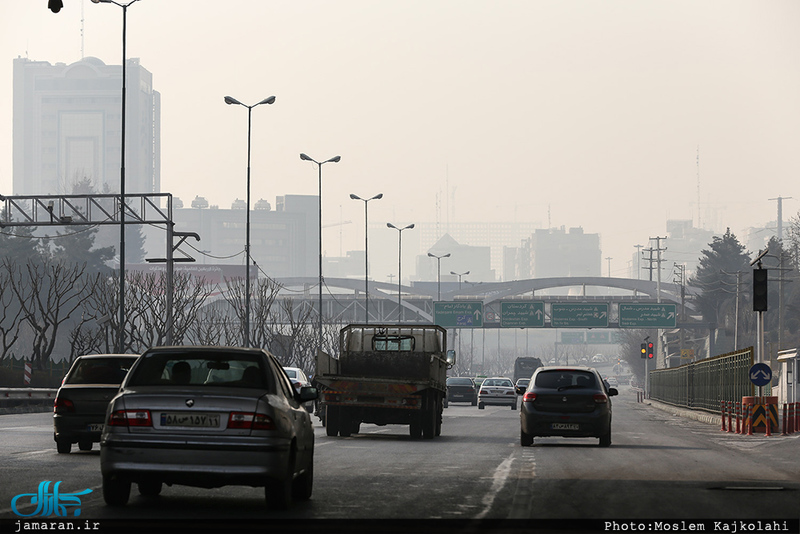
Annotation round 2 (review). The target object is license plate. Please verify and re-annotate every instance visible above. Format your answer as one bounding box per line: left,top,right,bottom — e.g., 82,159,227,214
551,423,579,431
161,412,220,428
87,424,104,432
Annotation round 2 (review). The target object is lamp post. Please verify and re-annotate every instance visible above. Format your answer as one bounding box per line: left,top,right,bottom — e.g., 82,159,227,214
350,193,383,324
427,252,450,301
387,222,414,322
91,0,141,353
225,95,276,347
451,270,470,290
301,153,341,350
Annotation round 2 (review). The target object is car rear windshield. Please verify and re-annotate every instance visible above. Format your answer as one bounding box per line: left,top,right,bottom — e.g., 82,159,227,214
126,351,272,390
482,378,513,387
447,378,473,386
535,370,597,390
65,357,137,385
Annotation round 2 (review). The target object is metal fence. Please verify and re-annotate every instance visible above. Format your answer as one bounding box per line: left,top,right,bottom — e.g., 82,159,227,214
649,347,755,413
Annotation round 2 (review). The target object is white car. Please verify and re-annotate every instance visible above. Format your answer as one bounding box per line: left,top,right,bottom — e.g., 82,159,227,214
478,377,517,410
283,367,314,412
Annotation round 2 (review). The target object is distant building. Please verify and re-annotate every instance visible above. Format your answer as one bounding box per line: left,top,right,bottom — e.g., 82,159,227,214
413,233,494,284
157,194,318,279
513,226,602,279
13,56,160,195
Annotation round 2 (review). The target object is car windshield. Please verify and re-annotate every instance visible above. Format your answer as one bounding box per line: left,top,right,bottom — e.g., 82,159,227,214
284,369,298,379
126,351,272,390
65,357,137,385
482,379,513,387
535,370,597,390
447,378,473,386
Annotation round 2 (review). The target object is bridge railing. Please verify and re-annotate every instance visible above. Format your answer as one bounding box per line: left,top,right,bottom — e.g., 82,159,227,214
649,347,754,413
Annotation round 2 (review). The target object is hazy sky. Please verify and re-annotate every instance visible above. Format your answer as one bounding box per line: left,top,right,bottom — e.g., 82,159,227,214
2,0,799,279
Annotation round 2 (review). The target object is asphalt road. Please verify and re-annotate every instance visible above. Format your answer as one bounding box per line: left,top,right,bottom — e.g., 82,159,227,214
1,387,798,533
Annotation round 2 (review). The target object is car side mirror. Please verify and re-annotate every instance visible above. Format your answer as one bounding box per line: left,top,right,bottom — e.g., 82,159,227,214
515,386,526,395
608,387,618,396
446,349,456,367
299,386,318,402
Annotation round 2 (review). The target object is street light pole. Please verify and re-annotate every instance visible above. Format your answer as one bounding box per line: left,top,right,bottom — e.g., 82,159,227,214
350,193,383,324
451,270,470,290
387,223,414,322
427,252,450,301
224,95,276,347
301,153,341,350
91,0,141,353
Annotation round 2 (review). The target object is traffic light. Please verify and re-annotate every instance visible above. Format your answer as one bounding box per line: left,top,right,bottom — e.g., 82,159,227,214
753,268,768,312
640,343,647,359
646,342,654,359
48,0,64,13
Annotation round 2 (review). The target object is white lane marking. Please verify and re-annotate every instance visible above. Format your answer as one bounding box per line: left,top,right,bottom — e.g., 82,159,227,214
475,452,515,519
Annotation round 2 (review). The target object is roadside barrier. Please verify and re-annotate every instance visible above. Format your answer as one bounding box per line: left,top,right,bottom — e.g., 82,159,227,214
720,401,727,431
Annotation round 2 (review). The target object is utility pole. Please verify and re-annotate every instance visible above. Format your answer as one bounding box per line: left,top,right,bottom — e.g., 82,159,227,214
642,247,655,281
634,244,644,279
768,196,792,241
605,257,612,277
650,236,667,369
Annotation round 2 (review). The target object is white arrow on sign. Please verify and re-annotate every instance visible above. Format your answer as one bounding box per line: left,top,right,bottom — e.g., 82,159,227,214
751,370,770,380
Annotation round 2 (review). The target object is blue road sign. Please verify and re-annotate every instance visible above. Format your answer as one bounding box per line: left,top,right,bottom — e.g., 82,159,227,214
749,363,772,387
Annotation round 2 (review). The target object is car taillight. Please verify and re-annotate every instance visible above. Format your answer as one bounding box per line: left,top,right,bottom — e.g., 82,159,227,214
522,392,537,402
54,398,75,414
108,409,152,427
593,394,608,404
228,412,276,431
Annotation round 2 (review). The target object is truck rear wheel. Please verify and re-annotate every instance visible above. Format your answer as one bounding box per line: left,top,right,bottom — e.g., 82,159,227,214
325,406,340,437
422,394,436,439
409,420,422,439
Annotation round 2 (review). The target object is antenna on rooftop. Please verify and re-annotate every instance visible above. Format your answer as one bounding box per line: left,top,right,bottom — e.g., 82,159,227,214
81,0,85,59
696,145,701,229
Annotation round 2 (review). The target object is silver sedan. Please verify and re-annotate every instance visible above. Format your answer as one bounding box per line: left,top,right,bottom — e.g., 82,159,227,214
100,346,317,509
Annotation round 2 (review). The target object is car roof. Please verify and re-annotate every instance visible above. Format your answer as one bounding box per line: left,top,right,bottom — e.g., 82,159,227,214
73,353,138,360
141,346,269,356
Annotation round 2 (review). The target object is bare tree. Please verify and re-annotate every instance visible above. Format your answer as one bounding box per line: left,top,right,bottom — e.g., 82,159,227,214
9,259,93,370
0,262,25,361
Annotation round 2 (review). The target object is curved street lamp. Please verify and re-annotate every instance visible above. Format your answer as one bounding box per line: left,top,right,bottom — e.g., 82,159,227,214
387,222,415,322
350,193,383,323
301,153,341,349
427,252,450,301
225,95,276,347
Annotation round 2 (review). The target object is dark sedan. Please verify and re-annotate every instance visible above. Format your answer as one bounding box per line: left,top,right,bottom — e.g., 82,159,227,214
517,366,617,447
445,377,478,406
53,354,139,454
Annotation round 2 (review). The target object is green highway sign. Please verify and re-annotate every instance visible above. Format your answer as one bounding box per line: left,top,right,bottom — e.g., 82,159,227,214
500,301,545,328
434,301,483,328
619,303,677,328
560,332,586,344
551,303,609,328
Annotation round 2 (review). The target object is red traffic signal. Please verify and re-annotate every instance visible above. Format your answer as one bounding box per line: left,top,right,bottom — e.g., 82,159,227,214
647,342,654,359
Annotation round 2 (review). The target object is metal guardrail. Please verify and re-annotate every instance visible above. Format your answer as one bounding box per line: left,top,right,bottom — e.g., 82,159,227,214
649,347,754,413
0,388,58,409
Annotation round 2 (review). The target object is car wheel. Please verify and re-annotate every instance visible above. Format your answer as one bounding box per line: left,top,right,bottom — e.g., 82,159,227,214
478,402,485,410
102,474,131,506
56,438,71,454
471,398,477,406
511,402,517,411
599,430,611,447
520,428,534,447
78,440,92,451
265,450,294,510
137,481,162,497
292,458,313,501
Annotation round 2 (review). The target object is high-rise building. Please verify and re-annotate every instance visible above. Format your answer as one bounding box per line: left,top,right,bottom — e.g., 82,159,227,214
12,56,160,196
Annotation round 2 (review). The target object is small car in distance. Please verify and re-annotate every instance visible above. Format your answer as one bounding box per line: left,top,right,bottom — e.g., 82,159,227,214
517,366,618,447
446,376,478,406
477,377,516,410
283,366,314,412
53,354,139,454
100,346,318,509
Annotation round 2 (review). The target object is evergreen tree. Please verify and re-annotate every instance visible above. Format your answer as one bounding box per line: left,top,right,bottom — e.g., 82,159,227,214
689,228,751,326
0,208,46,265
